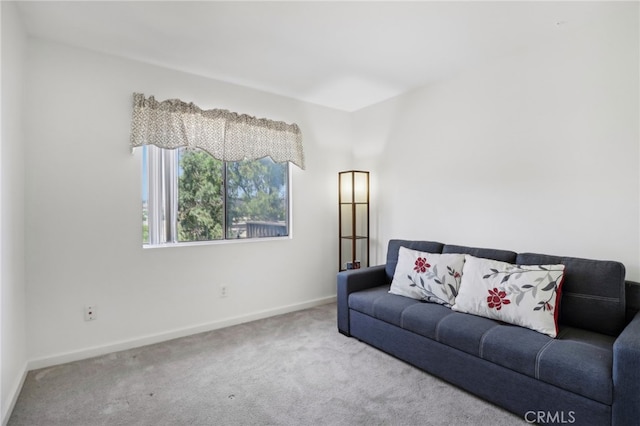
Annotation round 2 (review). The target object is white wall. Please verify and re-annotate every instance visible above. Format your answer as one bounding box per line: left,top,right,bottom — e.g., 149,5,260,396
1,2,28,424
354,9,640,280
24,39,352,366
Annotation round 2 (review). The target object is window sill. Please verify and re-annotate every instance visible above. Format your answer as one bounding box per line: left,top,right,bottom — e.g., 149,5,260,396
142,235,292,249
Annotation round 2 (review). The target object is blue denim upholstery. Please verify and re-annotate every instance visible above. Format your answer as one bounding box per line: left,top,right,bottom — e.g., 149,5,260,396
625,281,640,321
337,239,640,426
400,302,453,340
337,265,387,336
436,312,499,357
612,312,640,425
349,285,614,405
349,309,612,426
443,244,517,262
517,252,626,336
536,328,614,404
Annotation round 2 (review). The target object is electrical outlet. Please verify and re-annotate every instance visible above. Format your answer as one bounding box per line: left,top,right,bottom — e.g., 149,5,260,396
84,305,97,321
220,285,228,298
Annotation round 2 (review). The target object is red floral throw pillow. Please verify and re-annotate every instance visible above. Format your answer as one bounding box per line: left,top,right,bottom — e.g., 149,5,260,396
452,255,565,337
389,247,465,307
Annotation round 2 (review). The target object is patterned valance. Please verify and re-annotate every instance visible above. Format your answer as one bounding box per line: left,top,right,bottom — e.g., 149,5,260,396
130,93,305,169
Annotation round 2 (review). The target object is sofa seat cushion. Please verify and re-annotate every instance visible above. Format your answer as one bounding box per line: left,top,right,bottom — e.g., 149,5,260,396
349,286,614,405
400,302,455,340
349,285,421,328
434,313,614,405
436,311,504,356
478,323,551,378
534,327,615,404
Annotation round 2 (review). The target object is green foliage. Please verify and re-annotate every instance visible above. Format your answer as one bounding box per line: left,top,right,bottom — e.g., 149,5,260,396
142,208,149,243
177,149,287,241
178,149,224,241
226,158,287,226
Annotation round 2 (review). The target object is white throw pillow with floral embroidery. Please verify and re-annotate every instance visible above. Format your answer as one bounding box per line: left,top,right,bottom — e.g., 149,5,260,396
451,255,566,337
389,247,465,307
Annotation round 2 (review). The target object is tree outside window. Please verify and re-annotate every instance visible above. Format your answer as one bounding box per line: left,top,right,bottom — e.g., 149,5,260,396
142,146,289,246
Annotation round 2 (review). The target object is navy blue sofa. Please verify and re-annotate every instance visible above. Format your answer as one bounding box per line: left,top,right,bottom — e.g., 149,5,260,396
337,240,640,426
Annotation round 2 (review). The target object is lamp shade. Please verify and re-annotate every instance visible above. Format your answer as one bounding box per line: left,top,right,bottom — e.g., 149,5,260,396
339,171,369,202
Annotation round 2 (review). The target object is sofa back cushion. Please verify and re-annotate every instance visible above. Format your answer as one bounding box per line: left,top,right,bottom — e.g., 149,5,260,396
516,253,626,336
386,240,444,281
385,240,627,336
443,244,517,263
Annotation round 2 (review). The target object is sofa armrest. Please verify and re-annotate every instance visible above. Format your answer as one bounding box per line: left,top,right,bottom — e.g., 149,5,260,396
337,265,388,336
626,280,640,322
613,311,640,425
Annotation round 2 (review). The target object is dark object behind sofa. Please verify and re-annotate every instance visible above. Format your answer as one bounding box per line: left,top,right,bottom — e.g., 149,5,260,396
337,239,640,426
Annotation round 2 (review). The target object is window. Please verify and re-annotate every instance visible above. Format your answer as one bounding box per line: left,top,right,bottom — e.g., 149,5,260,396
131,93,303,246
142,145,290,246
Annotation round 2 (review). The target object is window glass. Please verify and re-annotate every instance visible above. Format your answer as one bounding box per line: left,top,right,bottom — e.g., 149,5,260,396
142,146,290,246
178,148,224,242
142,146,150,245
226,158,289,239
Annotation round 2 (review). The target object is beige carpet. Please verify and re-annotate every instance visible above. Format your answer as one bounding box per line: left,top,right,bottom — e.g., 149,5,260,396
9,303,526,425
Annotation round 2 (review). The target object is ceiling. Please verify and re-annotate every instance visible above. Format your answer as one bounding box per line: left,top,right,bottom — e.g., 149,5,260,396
15,1,625,112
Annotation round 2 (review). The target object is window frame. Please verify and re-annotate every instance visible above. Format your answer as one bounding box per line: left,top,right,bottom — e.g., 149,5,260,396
142,145,292,248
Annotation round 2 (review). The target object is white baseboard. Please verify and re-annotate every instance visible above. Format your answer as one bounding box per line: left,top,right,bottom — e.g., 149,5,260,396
27,296,336,371
2,362,28,426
